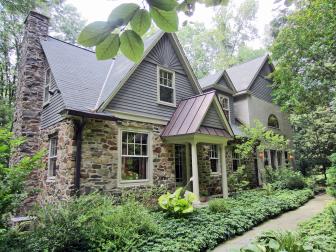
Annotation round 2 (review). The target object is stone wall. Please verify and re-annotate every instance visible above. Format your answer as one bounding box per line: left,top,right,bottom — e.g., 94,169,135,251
80,118,176,195
12,11,49,164
36,119,77,204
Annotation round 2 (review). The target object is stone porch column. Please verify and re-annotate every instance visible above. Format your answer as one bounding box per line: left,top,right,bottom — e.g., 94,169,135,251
274,151,279,169
221,144,229,198
191,142,200,201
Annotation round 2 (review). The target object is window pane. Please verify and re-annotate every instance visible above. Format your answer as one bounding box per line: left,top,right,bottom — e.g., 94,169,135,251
128,144,134,156
121,157,147,180
127,133,134,143
160,86,173,103
210,159,218,173
50,138,57,157
141,144,147,156
48,158,57,176
135,133,141,144
122,132,127,143
141,134,147,144
122,143,127,155
135,144,141,155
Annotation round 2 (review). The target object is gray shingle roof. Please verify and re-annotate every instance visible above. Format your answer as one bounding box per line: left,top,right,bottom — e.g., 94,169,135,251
198,71,224,89
226,55,268,92
41,31,164,112
41,37,113,111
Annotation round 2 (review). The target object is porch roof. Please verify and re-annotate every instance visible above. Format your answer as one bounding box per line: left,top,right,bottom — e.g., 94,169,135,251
161,91,233,139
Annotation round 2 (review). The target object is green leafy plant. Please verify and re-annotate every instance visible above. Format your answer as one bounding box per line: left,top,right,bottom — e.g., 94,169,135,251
228,165,250,192
326,153,336,198
158,187,196,215
9,194,158,251
265,166,307,190
77,1,229,62
263,183,273,196
208,198,233,213
0,128,45,227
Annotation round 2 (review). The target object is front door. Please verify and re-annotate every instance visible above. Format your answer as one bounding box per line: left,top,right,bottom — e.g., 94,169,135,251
175,144,186,186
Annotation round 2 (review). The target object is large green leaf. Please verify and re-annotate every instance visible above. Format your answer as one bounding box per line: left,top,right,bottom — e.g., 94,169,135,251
150,7,178,32
77,21,111,47
147,0,178,11
96,34,120,60
130,9,151,36
120,30,144,62
108,3,139,27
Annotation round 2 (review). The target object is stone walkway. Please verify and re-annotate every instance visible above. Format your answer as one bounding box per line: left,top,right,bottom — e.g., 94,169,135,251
213,194,334,252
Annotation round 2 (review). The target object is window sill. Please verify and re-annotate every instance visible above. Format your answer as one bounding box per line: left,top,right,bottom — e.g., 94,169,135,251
118,179,152,187
157,101,176,108
46,176,56,183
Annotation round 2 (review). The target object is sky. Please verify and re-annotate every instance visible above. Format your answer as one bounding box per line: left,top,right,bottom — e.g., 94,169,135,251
67,0,276,48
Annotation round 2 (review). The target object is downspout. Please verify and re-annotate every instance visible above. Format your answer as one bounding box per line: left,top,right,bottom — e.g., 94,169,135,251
74,118,85,196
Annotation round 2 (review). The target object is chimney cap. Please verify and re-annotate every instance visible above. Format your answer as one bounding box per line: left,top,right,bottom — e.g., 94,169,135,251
24,10,50,24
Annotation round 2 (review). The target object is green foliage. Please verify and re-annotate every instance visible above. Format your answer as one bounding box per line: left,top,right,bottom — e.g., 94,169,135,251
271,0,336,114
140,189,313,251
158,187,196,215
0,128,44,227
208,198,233,213
119,30,144,62
265,167,307,190
8,194,158,251
326,153,336,197
78,0,230,62
238,231,304,252
96,33,120,60
0,189,313,251
228,165,251,192
235,120,289,160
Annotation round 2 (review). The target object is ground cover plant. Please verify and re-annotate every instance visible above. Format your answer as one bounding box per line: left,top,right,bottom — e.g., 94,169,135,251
0,189,313,251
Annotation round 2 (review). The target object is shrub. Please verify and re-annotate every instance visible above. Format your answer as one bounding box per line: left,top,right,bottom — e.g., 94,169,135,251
17,194,158,251
228,165,250,192
326,153,336,198
208,198,233,213
265,167,307,190
0,128,44,227
158,187,196,215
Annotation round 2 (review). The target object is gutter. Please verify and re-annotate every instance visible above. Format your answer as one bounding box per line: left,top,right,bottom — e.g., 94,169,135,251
60,108,117,121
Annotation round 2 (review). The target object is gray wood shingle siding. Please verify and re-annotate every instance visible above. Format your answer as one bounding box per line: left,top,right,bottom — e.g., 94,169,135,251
41,73,65,129
106,35,198,120
201,104,224,129
250,63,273,103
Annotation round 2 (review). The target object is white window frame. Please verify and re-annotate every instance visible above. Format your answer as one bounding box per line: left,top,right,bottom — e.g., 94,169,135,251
209,144,220,174
218,94,230,121
47,136,58,179
43,68,51,106
157,66,176,107
117,127,153,187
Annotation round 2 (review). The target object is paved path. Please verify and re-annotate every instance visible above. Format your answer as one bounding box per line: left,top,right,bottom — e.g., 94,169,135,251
213,194,334,252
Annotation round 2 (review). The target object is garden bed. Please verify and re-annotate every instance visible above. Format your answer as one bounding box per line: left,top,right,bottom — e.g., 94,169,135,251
137,189,313,251
1,189,313,251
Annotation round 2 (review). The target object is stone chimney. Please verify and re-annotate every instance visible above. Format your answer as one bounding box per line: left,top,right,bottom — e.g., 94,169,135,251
12,11,49,163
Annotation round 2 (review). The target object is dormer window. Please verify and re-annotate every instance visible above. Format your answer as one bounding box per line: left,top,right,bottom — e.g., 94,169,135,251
218,94,230,121
268,114,279,129
157,67,176,106
43,68,51,105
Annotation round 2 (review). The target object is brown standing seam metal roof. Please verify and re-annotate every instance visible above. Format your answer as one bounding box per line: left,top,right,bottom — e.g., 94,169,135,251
161,91,231,138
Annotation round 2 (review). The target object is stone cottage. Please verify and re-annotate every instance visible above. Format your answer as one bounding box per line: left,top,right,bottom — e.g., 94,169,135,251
12,11,292,204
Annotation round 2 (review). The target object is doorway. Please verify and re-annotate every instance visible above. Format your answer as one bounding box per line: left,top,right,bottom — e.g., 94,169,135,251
175,144,186,186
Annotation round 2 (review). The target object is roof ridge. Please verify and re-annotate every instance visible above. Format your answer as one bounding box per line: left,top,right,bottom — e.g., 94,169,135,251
46,35,97,54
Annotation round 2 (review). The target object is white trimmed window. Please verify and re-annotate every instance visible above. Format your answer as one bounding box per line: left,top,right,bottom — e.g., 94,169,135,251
121,131,149,181
218,94,230,121
157,67,175,106
43,68,51,105
48,136,58,177
209,144,220,173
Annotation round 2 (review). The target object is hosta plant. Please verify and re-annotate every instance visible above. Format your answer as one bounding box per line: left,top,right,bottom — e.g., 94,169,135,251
158,187,196,215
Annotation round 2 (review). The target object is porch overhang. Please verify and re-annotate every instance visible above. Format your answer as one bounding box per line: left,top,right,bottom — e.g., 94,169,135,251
163,133,230,145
